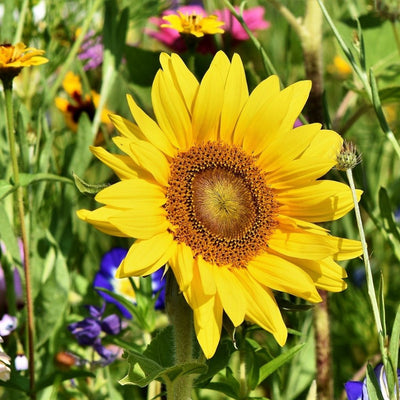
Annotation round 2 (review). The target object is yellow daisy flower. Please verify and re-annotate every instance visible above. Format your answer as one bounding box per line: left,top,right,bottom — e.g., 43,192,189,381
78,51,362,359
161,11,224,37
0,42,48,81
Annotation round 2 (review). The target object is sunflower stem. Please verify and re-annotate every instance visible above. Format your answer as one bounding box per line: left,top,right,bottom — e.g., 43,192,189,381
165,271,194,400
2,78,36,399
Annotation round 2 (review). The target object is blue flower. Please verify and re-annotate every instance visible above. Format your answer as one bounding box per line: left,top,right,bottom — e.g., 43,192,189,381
94,248,166,318
345,364,400,400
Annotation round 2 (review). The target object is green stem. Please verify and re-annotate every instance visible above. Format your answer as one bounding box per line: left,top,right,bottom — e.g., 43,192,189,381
391,20,400,58
345,168,387,362
13,0,29,44
165,271,194,400
3,80,36,399
223,0,278,77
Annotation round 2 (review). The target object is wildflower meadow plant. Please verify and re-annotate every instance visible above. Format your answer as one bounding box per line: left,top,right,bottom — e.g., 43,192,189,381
1,1,400,400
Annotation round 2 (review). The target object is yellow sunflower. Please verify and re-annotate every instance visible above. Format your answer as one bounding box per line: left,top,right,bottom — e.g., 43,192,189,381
161,11,224,37
0,42,48,82
78,51,362,359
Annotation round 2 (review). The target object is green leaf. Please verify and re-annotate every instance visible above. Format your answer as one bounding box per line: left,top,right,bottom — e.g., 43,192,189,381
389,305,400,373
0,179,16,201
124,46,161,87
120,352,206,388
73,172,109,197
245,339,260,391
143,326,175,368
194,341,234,387
379,86,400,104
0,204,22,267
366,364,385,400
205,367,240,399
34,233,70,347
257,343,305,385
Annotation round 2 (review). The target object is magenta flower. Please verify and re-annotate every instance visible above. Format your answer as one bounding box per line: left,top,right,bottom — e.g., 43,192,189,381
215,6,269,41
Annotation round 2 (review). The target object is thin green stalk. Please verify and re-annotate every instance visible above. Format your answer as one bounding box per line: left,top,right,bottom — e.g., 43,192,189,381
13,0,29,44
223,0,278,77
391,20,400,58
346,168,387,363
3,80,36,399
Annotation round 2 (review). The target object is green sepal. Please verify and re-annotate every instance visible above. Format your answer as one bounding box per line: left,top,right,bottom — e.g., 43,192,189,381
73,172,109,197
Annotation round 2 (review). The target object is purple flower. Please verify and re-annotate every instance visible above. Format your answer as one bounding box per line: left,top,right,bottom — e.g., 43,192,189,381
78,30,104,71
345,364,400,400
68,318,101,346
68,304,121,365
94,248,166,317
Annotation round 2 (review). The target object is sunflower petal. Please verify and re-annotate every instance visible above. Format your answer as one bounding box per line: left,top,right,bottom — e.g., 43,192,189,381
90,146,138,180
77,208,128,237
126,94,177,157
232,268,287,346
248,252,322,302
219,53,248,142
192,51,230,142
152,69,192,149
278,181,362,222
233,75,280,146
213,265,246,326
169,243,194,292
116,232,176,278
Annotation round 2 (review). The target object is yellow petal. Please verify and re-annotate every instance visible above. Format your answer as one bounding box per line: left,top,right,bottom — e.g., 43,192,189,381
192,51,230,142
233,75,280,147
299,129,343,161
267,159,335,189
232,268,287,346
95,179,165,208
76,208,128,237
329,236,363,261
109,113,144,141
247,252,322,302
90,145,138,180
126,94,177,157
169,242,194,292
116,231,176,277
242,80,311,155
196,256,216,295
219,53,248,142
192,294,223,359
278,181,362,222
159,53,199,114
212,264,246,326
109,208,169,239
152,69,192,149
257,123,322,172
268,228,339,260
288,257,347,292
112,136,171,187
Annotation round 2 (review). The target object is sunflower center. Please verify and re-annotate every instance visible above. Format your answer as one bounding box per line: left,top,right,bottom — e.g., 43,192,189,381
192,168,255,240
165,141,278,267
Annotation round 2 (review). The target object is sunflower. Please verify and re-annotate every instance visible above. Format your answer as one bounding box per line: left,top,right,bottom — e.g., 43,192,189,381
78,51,362,359
0,42,48,82
161,10,225,37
